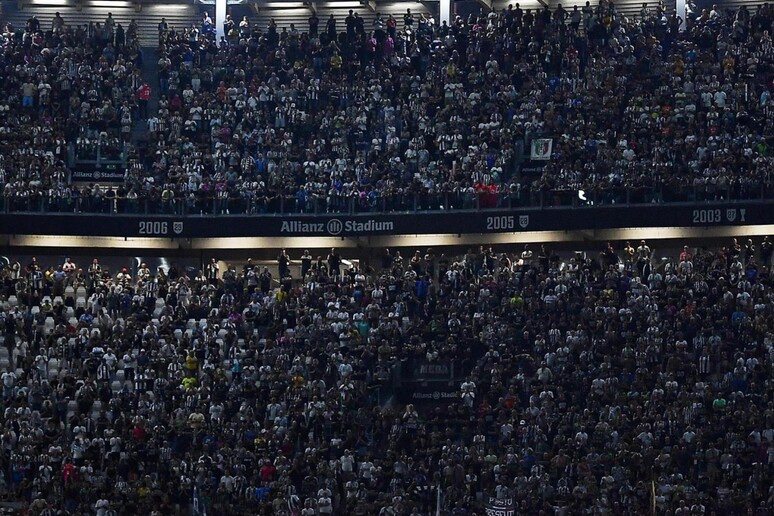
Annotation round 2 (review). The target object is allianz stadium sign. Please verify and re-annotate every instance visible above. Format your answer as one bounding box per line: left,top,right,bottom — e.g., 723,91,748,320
0,201,769,238
280,219,394,236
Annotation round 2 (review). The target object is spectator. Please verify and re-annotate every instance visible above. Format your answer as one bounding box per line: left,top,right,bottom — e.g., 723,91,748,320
7,5,774,214
0,238,769,512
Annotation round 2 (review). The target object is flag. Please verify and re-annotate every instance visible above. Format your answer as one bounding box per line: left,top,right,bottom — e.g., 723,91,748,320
530,138,553,160
484,495,516,516
193,486,207,516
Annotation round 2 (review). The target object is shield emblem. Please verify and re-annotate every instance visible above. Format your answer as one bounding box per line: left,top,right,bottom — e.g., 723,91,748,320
726,209,737,223
173,221,184,234
519,215,529,229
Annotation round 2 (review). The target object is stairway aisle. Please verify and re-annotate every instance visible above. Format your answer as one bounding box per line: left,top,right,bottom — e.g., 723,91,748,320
143,46,162,114
131,46,160,143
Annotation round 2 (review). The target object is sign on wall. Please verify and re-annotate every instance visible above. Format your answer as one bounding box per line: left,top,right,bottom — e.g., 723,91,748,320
0,202,767,238
71,163,126,183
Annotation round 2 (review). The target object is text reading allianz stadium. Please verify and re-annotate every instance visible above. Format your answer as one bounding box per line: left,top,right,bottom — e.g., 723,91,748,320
281,219,394,236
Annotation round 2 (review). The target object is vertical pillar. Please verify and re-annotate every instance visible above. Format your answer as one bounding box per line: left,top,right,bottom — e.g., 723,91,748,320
440,0,451,26
675,0,686,31
216,0,227,38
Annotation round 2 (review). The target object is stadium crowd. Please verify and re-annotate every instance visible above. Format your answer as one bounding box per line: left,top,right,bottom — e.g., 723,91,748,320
2,2,774,212
144,1,774,213
0,12,145,213
0,237,774,515
3,3,774,515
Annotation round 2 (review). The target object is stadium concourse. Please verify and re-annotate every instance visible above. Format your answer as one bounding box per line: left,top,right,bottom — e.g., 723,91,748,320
0,234,772,516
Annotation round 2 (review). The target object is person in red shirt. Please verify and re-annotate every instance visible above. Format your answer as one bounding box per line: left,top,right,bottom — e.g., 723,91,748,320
63,461,77,485
133,422,146,441
260,460,276,482
136,82,151,119
679,245,693,263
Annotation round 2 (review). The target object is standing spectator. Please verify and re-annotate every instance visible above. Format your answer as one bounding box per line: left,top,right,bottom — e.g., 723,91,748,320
300,250,312,279
259,267,272,294
21,81,36,109
277,249,291,278
326,14,337,40
202,12,213,34
136,82,151,119
761,236,773,266
404,8,414,30
158,17,168,39
52,12,65,32
308,12,319,37
679,245,693,262
105,12,115,42
327,248,341,277
206,258,219,286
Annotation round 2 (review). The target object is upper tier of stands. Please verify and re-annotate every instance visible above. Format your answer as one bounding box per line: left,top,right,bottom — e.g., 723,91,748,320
2,1,774,217
1,3,202,46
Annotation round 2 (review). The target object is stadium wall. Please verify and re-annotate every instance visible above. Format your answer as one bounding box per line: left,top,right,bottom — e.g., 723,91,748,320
0,201,770,239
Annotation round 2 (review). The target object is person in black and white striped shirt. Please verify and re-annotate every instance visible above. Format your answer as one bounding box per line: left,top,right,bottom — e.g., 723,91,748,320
144,276,159,312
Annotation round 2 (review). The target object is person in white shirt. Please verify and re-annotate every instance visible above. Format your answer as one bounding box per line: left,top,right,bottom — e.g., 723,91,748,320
1,371,15,399
95,498,110,516
359,459,374,482
123,353,136,381
714,90,727,108
340,450,355,478
460,378,476,407
520,244,533,266
338,362,353,379
317,488,333,514
62,257,77,286
209,402,224,425
536,364,553,384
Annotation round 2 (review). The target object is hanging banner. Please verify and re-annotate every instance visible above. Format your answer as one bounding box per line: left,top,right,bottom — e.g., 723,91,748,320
530,138,553,161
485,495,516,516
409,360,454,382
